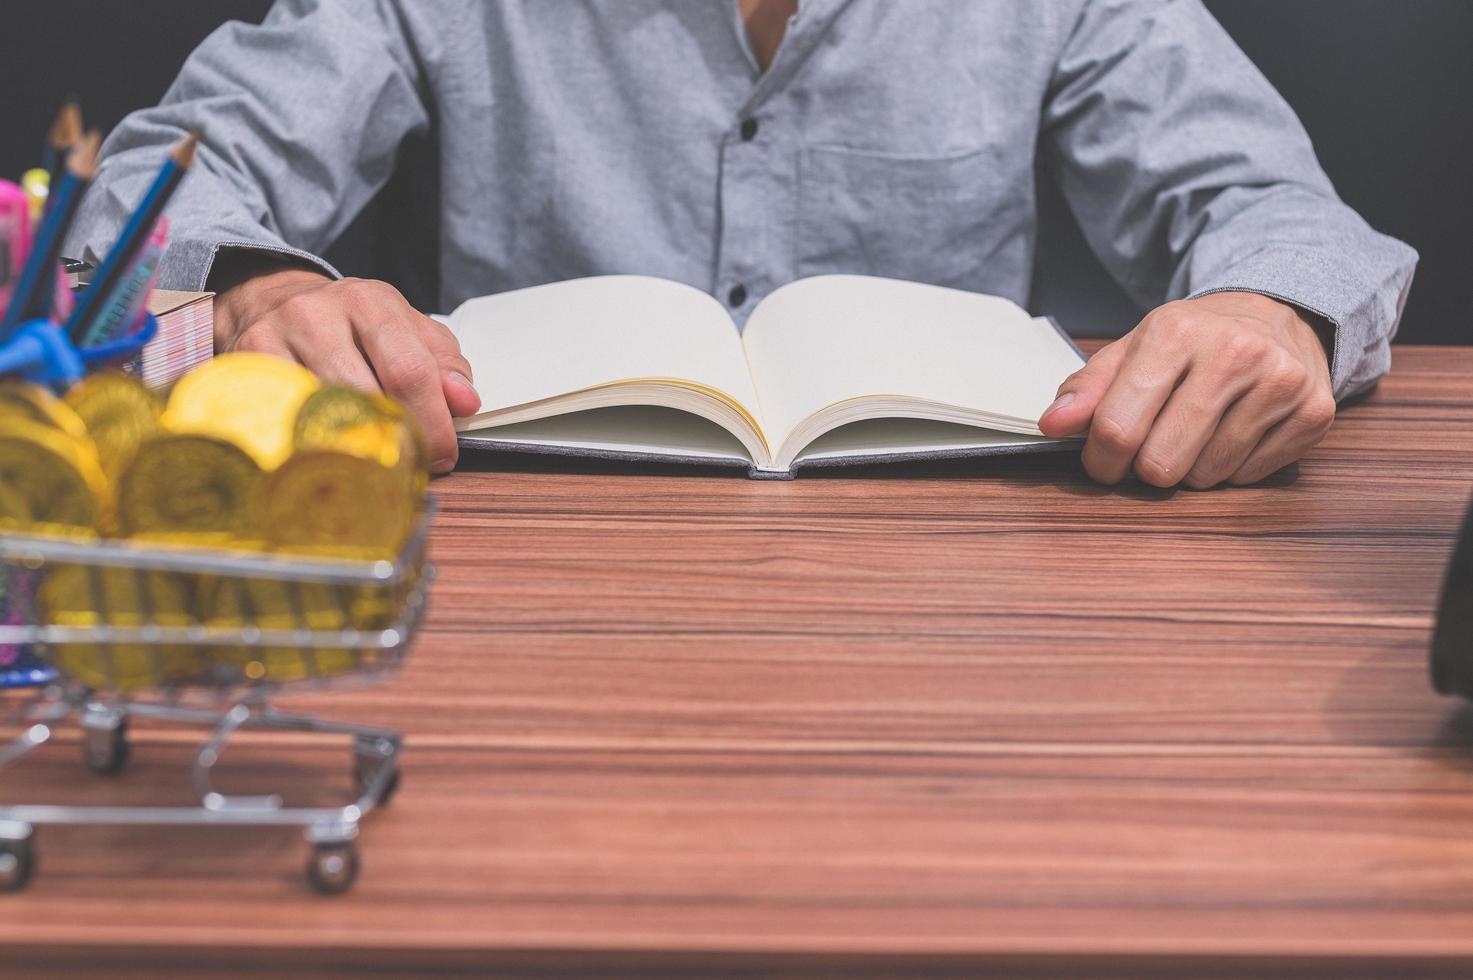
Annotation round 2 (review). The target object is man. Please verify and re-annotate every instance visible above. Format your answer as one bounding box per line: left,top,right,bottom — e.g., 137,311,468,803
67,0,1417,486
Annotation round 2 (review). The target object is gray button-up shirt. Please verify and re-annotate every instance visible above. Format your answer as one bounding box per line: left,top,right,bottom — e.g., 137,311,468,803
67,0,1418,399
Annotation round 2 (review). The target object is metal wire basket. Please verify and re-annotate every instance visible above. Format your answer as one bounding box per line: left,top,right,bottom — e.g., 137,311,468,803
0,498,435,894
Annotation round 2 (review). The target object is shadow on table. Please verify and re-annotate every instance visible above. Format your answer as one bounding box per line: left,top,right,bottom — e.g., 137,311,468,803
1416,702,1473,779
1049,462,1303,499
1433,704,1473,752
1322,641,1473,774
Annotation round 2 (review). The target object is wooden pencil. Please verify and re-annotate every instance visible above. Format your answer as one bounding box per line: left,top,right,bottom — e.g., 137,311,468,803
41,98,82,213
0,130,100,336
66,130,198,344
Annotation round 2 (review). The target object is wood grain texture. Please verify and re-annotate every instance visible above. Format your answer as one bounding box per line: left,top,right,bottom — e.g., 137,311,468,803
1,344,1472,977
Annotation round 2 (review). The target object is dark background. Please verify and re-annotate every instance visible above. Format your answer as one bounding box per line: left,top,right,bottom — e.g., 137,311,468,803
0,0,1468,343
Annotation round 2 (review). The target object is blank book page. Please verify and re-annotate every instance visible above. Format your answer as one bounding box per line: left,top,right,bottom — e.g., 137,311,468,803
741,275,1084,446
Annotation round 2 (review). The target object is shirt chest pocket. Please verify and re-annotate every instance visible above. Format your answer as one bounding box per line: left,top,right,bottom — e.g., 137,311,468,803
797,144,1024,293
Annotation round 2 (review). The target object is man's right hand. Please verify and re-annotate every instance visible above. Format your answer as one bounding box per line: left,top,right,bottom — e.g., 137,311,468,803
210,259,480,473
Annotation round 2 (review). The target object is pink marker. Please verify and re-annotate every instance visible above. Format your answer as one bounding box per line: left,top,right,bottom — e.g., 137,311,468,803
0,181,32,321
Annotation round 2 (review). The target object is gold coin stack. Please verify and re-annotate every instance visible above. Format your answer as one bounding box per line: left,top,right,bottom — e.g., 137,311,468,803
0,354,429,689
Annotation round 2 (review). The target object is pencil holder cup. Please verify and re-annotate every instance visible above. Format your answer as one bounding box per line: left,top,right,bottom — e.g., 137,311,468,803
0,313,157,388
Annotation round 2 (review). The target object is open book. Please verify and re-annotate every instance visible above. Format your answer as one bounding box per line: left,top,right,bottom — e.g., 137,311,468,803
450,275,1086,479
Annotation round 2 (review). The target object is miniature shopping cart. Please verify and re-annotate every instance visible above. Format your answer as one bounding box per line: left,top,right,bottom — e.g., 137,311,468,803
0,500,434,894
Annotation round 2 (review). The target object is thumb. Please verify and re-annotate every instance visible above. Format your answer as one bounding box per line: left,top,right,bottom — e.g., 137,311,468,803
1038,339,1126,438
441,368,481,418
418,315,482,418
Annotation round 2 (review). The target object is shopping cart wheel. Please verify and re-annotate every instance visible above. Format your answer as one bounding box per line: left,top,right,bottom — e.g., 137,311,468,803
82,718,130,776
0,838,35,892
307,842,359,895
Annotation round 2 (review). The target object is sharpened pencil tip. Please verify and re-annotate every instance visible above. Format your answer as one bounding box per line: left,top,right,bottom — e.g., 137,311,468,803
49,99,83,150
172,130,201,169
67,130,103,181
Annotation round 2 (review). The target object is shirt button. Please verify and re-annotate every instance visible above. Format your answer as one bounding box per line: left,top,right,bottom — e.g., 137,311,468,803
727,283,748,307
739,118,759,141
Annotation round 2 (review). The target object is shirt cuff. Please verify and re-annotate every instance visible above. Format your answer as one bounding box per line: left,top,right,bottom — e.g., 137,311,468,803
202,240,341,293
125,237,343,294
1185,245,1401,401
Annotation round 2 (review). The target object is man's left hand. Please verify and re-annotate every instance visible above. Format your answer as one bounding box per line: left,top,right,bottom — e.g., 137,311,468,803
1038,292,1336,489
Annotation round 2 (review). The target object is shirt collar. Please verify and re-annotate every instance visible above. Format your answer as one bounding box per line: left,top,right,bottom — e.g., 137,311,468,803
728,0,854,113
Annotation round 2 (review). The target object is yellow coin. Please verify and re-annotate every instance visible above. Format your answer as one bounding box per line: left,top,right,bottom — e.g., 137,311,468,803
294,386,404,466
379,391,430,494
63,372,161,481
117,434,263,540
40,563,197,691
0,481,28,520
201,576,358,682
0,417,108,533
161,353,321,470
0,379,91,442
388,398,430,503
294,386,429,501
261,451,416,558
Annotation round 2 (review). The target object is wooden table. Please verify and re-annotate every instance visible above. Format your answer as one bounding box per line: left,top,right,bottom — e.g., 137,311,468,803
2,345,1472,977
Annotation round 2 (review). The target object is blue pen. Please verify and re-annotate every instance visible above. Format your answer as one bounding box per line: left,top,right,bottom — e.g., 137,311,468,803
67,130,198,344
0,131,99,340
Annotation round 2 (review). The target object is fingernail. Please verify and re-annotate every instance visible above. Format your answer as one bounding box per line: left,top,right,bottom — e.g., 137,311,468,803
1043,391,1074,418
448,371,477,396
431,457,455,473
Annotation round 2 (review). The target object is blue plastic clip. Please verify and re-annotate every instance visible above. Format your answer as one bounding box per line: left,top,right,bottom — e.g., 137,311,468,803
0,665,58,690
0,314,158,387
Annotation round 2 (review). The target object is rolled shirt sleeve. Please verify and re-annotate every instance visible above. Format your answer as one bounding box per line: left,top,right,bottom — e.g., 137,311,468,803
1042,0,1418,400
64,0,430,293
